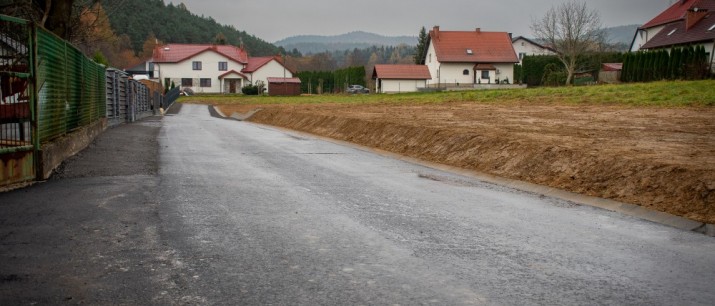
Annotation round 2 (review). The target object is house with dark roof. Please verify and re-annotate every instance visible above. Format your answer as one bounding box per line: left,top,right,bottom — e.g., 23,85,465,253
151,44,293,94
511,36,557,65
631,0,715,71
371,64,432,93
424,26,519,88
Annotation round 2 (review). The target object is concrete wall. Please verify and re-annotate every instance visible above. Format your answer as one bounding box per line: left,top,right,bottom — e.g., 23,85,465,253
38,118,107,180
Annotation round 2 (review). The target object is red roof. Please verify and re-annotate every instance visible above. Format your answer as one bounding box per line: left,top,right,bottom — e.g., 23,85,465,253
474,63,497,70
242,56,276,73
429,28,518,63
371,65,432,80
641,14,715,49
218,70,248,79
152,44,248,64
601,63,623,72
267,77,301,84
642,0,715,28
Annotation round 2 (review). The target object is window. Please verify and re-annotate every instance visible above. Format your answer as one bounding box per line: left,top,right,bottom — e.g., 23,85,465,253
218,61,228,71
519,52,527,60
709,24,715,31
429,54,432,63
192,61,202,70
463,69,469,75
466,49,473,55
200,78,211,87
667,29,677,36
181,78,192,86
481,70,490,79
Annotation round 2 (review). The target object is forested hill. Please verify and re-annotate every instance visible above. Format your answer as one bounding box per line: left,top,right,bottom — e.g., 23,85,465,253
276,31,417,55
102,0,282,57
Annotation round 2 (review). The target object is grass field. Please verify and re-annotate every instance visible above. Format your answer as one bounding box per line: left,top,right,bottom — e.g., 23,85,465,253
179,80,715,107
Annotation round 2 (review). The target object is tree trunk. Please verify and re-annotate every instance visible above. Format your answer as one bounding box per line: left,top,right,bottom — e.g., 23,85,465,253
43,0,75,39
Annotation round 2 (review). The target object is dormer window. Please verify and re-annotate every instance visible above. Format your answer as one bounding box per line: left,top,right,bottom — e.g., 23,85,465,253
466,49,473,55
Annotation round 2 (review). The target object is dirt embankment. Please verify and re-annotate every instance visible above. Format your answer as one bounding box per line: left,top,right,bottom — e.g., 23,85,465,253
219,103,715,224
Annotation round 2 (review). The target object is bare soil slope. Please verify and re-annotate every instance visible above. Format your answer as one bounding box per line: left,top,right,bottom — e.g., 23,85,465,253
218,103,715,224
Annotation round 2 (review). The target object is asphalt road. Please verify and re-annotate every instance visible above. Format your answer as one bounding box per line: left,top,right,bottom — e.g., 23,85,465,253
2,103,715,305
156,105,715,305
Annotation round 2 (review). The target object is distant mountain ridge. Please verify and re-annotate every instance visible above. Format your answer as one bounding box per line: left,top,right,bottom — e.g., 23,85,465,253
604,24,639,45
275,31,417,54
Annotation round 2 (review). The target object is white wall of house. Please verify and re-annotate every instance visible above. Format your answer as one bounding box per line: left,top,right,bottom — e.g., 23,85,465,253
474,63,515,84
154,51,244,93
512,39,555,64
378,79,427,93
425,41,440,85
439,63,477,85
630,25,665,52
248,60,293,93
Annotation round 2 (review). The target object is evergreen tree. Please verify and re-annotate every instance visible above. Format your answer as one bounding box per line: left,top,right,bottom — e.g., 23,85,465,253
414,26,428,65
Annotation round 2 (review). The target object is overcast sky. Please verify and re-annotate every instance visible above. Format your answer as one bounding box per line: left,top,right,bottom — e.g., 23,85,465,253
174,0,675,42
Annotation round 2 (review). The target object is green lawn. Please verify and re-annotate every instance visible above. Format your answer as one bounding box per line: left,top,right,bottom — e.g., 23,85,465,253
178,80,715,107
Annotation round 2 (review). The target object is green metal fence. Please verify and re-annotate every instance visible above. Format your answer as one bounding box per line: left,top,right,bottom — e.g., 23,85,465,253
1,14,107,187
36,26,106,143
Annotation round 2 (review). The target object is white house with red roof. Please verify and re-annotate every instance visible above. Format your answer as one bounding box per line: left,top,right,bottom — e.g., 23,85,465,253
511,36,557,65
424,26,519,87
371,64,432,93
151,44,294,94
631,0,715,56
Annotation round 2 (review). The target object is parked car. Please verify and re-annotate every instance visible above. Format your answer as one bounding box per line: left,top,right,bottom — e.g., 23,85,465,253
347,84,369,94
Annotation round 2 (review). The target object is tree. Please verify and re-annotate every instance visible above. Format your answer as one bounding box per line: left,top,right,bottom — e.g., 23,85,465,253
531,0,603,85
414,26,428,65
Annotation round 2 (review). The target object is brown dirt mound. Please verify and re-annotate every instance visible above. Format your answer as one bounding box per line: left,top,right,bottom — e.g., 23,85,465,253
219,103,715,224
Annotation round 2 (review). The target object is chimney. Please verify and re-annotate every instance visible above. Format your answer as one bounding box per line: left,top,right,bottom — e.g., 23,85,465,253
508,32,513,40
475,28,481,33
433,26,440,39
686,8,708,30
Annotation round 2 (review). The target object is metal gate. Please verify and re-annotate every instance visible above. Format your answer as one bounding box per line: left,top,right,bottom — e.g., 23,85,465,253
0,15,36,186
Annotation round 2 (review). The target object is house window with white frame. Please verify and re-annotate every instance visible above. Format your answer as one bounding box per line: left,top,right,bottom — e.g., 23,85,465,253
192,61,202,70
218,62,228,71
463,69,469,75
181,78,192,86
481,70,490,79
200,78,211,87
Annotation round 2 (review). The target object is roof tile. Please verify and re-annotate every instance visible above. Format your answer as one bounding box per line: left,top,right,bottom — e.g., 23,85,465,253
152,44,248,64
642,0,715,28
372,65,432,80
430,29,518,63
642,14,715,48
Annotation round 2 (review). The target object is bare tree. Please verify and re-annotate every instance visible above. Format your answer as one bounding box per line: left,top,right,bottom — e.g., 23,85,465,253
531,0,603,85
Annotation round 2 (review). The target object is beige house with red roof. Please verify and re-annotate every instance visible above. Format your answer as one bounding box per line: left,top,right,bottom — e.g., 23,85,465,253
151,44,293,94
631,0,715,73
425,26,519,87
371,64,432,93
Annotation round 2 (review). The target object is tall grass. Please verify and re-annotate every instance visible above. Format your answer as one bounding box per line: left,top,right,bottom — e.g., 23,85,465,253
179,80,715,107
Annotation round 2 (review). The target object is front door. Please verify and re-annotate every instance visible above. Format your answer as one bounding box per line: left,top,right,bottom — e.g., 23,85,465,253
229,80,237,93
